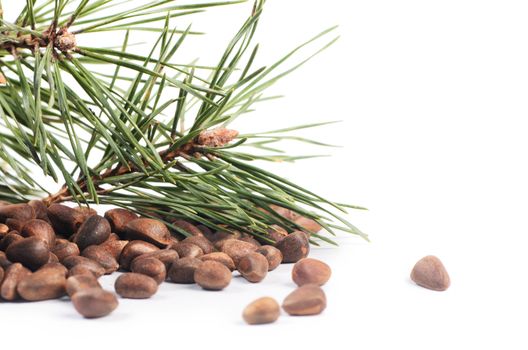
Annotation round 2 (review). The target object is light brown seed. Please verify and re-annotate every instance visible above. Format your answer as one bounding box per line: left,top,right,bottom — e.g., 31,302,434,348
410,255,450,291
0,266,3,282
194,260,232,290
220,239,258,266
256,246,283,271
115,272,158,299
0,263,32,300
125,218,171,247
172,242,203,258
275,231,310,263
82,245,119,274
74,215,111,250
71,288,118,318
52,241,80,262
131,257,166,284
168,257,203,284
200,252,235,271
104,208,138,236
6,236,50,271
66,274,102,297
0,223,9,236
63,255,106,278
47,253,59,263
237,253,268,283
17,265,67,301
21,219,56,248
99,239,129,260
269,204,298,221
263,225,288,244
292,258,331,286
282,284,327,316
243,297,281,325
119,240,160,270
294,216,322,233
182,236,215,254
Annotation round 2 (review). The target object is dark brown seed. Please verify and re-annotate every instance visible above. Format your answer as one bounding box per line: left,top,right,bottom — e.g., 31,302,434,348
0,251,12,269
115,272,158,299
294,216,322,233
63,256,105,278
220,239,258,266
210,229,242,243
256,246,283,271
74,215,111,251
0,232,23,251
173,242,203,258
82,245,119,274
282,284,327,316
52,241,80,262
17,266,67,301
132,249,178,270
100,239,129,260
182,236,215,254
275,231,310,263
196,225,214,240
194,260,232,290
0,263,31,300
28,200,50,222
6,237,49,271
71,288,118,318
172,219,203,237
104,208,138,236
168,257,203,284
410,255,451,291
292,258,331,286
243,297,280,325
237,253,268,283
5,218,24,232
131,257,166,284
200,252,235,271
119,240,160,270
125,218,171,247
238,235,261,247
66,274,102,297
47,204,85,235
21,219,56,247
0,203,36,223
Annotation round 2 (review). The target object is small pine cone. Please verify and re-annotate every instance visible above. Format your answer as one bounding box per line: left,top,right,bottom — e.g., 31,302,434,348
197,128,239,148
55,29,77,52
0,73,6,85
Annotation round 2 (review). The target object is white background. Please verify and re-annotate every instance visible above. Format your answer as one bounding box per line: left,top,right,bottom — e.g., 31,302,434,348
2,1,528,349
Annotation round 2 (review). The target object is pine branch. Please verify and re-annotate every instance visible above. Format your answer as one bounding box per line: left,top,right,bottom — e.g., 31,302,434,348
0,0,367,244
